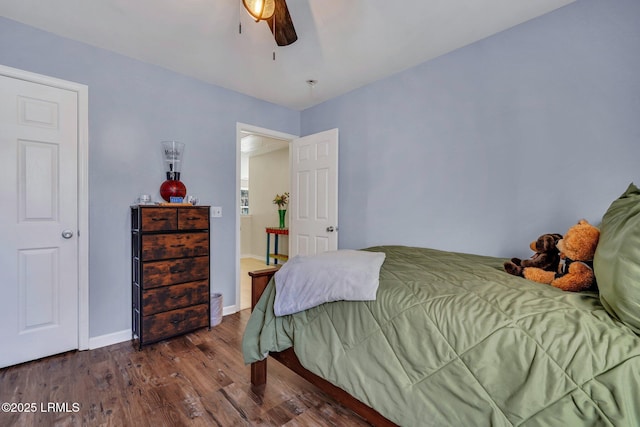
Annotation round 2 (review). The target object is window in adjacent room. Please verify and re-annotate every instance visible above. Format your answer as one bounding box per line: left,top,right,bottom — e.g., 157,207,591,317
241,188,249,215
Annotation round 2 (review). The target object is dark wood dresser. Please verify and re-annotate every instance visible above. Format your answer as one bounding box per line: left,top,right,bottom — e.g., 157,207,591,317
131,205,210,348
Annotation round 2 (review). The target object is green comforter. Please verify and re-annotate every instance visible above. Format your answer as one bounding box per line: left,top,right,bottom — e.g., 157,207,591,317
242,246,640,426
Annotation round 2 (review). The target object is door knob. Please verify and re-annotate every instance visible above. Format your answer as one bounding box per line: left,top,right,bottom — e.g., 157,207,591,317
61,230,74,239
326,226,338,232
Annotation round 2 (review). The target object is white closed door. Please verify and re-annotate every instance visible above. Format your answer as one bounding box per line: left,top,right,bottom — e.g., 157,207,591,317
0,74,79,368
289,128,339,257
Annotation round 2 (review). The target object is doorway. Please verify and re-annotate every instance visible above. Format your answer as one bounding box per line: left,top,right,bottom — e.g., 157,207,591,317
235,123,296,311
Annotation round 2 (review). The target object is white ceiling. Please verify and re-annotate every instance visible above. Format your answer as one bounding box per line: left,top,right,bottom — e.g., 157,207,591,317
241,133,288,157
1,0,575,110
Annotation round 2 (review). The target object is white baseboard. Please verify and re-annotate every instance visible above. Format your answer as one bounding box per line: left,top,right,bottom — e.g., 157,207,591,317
89,329,131,350
241,254,265,261
223,304,239,315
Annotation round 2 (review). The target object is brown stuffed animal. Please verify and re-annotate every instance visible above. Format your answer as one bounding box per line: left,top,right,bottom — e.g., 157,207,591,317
504,233,563,277
522,220,600,292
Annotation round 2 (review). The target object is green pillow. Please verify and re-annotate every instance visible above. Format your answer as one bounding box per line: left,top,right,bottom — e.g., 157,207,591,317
594,183,640,334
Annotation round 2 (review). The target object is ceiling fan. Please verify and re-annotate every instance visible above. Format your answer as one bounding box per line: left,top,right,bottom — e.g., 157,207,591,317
243,0,298,46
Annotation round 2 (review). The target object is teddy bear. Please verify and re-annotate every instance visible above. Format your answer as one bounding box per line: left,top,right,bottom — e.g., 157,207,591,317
522,219,600,292
504,233,563,277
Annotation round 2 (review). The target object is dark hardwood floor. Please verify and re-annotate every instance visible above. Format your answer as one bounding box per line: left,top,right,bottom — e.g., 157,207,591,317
0,309,370,426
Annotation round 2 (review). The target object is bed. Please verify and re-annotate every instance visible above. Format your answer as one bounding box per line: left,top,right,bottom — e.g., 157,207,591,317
242,184,640,427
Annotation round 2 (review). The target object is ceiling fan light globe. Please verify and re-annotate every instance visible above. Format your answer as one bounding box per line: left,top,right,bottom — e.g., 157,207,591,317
243,0,275,22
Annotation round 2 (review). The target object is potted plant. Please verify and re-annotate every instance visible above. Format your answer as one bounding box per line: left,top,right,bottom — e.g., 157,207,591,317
273,192,289,228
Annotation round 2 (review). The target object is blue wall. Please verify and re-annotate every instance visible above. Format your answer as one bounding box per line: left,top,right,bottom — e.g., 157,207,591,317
0,17,300,338
301,0,640,257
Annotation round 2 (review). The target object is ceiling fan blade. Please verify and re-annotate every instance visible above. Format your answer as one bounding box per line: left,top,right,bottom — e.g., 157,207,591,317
267,0,297,46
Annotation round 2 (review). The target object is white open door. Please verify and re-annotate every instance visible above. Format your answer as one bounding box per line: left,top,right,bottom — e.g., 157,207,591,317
289,128,339,257
0,72,82,368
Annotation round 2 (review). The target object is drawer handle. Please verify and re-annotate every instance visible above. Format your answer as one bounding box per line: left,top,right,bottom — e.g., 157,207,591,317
151,217,170,222
171,294,186,300
184,216,200,221
170,319,184,325
171,244,186,248
169,268,187,274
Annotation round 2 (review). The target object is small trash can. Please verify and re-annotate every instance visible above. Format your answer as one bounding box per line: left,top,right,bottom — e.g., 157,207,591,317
210,293,223,327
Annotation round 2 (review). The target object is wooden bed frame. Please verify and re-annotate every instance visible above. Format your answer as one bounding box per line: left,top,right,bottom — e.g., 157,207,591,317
249,267,397,427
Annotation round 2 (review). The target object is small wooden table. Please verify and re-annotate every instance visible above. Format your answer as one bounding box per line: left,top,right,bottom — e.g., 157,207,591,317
265,227,288,265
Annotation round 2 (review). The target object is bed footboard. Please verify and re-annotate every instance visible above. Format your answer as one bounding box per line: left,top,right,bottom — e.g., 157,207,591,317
248,266,397,427
248,267,277,385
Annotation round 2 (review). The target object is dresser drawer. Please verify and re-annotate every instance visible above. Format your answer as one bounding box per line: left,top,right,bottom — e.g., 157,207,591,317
141,208,177,231
141,303,209,343
178,208,209,230
142,256,209,289
141,232,209,261
142,280,209,315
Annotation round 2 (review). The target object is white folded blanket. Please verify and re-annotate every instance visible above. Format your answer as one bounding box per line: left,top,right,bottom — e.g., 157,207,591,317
273,249,386,316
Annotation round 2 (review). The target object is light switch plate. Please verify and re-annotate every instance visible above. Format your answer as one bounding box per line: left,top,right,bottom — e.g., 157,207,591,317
211,206,222,217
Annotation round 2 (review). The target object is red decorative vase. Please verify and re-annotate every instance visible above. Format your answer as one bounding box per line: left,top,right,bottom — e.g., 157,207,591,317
160,141,187,202
160,179,187,202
